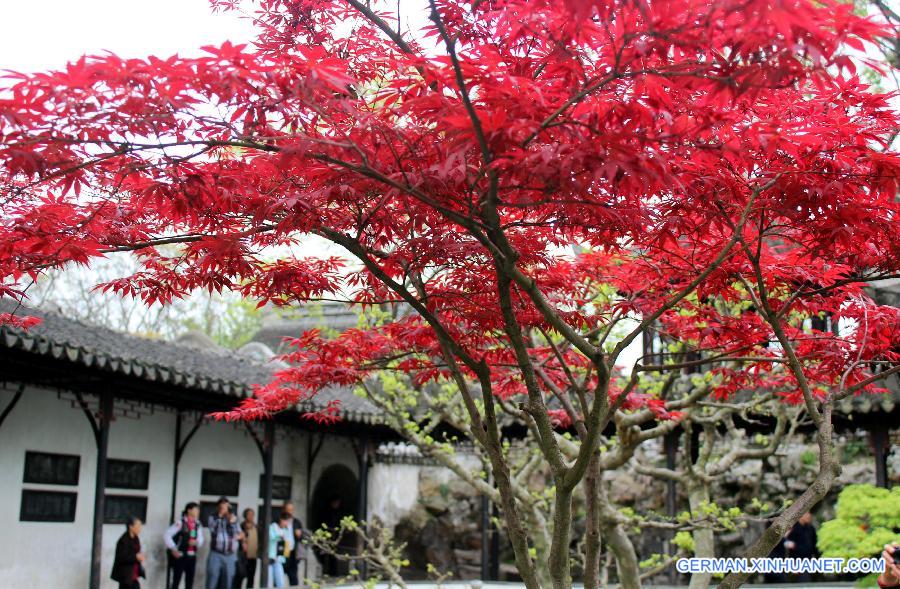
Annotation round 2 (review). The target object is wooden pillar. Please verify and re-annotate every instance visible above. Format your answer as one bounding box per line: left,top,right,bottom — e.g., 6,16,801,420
89,391,113,589
168,411,202,587
305,433,324,526
0,384,24,430
664,431,679,583
870,423,890,488
167,412,201,589
664,431,679,517
170,413,182,523
489,502,500,580
166,412,182,589
356,435,371,579
480,474,499,581
480,492,490,580
169,412,201,522
259,421,275,587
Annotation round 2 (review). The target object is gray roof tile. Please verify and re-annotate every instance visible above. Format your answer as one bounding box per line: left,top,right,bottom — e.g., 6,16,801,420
0,298,382,424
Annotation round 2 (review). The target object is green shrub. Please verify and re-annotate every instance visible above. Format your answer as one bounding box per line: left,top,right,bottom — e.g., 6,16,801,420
817,484,900,561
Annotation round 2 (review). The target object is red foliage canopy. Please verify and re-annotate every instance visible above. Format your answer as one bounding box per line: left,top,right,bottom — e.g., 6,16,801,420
1,0,898,422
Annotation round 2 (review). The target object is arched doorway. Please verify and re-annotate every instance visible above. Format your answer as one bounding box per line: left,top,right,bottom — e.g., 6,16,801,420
310,464,359,577
310,463,359,529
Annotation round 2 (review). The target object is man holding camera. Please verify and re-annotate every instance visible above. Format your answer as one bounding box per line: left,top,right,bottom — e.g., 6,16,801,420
877,543,900,588
206,497,244,589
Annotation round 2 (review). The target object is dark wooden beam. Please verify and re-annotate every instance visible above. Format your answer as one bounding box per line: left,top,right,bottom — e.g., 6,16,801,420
306,433,326,525
165,412,203,588
89,391,113,589
0,384,24,430
259,421,275,587
2,346,400,440
350,435,371,579
870,423,890,488
664,430,680,583
480,492,490,580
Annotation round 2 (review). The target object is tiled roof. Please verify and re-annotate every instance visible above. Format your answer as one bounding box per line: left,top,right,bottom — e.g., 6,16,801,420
0,299,383,425
834,374,900,416
252,302,360,354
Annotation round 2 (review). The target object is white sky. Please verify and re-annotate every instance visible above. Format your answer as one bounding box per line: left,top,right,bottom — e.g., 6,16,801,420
0,0,257,73
0,0,437,73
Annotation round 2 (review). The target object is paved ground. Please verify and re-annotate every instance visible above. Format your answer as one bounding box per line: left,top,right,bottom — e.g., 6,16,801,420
329,583,858,589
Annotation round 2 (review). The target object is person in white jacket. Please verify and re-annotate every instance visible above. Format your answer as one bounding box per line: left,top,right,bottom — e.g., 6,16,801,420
164,502,205,589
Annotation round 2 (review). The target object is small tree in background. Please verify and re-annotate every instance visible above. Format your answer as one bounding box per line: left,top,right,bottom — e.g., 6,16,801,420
635,394,801,589
26,254,262,347
818,484,900,560
1,1,899,587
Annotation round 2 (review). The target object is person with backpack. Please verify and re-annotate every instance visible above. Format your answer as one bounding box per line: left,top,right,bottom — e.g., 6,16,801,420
267,512,293,588
281,501,304,585
206,497,244,589
234,508,259,588
164,502,205,589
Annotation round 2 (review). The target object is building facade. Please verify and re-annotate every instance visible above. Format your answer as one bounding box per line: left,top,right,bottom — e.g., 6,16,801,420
0,300,389,589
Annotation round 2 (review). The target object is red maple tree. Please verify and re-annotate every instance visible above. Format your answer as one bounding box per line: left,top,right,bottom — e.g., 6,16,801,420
1,1,899,587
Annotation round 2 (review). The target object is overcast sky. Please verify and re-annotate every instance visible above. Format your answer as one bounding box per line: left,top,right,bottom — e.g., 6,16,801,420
0,0,438,73
1,0,257,73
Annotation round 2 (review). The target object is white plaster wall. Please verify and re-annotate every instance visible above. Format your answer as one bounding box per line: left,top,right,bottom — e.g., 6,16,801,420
367,454,482,530
0,385,185,589
0,385,362,589
367,463,421,529
101,396,177,589
0,385,99,589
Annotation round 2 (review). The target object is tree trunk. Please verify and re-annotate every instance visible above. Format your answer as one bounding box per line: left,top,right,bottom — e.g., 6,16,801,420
717,422,840,589
688,482,714,589
598,482,641,589
604,522,641,589
522,508,555,588
549,483,574,589
484,433,543,589
583,455,603,589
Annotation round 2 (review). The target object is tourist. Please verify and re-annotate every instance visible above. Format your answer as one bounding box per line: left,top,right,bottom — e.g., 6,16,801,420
111,516,145,589
206,497,244,589
282,501,304,585
763,531,788,584
319,496,344,577
268,511,293,588
877,543,900,588
165,502,204,589
235,508,259,588
783,511,818,583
